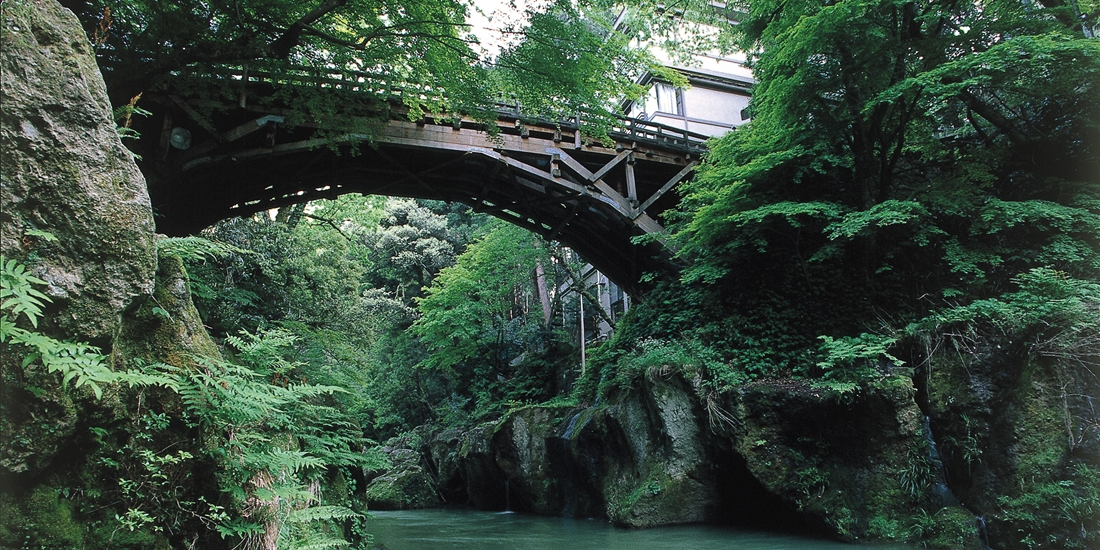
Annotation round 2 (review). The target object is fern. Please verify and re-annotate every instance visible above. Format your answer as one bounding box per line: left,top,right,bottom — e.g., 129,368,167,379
157,235,250,262
158,328,372,548
285,535,352,550
285,505,360,524
261,449,326,475
1,256,124,398
1,258,50,328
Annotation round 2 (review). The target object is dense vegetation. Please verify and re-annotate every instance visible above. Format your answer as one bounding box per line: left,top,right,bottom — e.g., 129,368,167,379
3,0,1098,548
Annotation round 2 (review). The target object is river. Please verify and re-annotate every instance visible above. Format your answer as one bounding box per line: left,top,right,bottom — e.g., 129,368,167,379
368,508,916,549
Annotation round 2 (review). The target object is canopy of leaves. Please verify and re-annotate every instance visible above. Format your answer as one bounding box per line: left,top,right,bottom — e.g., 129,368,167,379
645,0,1100,376
64,0,673,132
412,220,551,374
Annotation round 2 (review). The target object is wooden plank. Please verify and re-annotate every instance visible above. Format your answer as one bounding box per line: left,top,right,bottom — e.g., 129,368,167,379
546,201,580,240
464,148,590,197
222,115,284,142
497,155,590,196
169,95,224,141
548,148,670,238
635,161,698,216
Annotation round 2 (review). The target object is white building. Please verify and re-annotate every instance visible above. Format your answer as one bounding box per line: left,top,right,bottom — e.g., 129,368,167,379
570,10,754,351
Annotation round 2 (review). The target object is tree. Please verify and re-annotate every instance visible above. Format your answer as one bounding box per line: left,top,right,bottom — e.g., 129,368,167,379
411,220,557,416
360,199,485,304
661,0,1100,371
62,0,669,132
63,0,489,108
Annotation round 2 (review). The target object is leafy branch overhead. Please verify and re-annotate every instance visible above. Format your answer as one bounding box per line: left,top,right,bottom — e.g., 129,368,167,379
64,0,669,127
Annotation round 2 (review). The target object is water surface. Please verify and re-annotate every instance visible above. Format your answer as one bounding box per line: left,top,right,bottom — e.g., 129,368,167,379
368,508,914,550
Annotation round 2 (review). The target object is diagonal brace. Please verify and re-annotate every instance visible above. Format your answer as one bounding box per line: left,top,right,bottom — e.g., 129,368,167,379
634,161,698,217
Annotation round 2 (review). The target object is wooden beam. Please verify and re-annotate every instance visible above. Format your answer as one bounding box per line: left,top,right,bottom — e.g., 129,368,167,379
550,148,634,217
222,115,284,143
635,161,698,216
589,150,631,183
169,95,224,142
467,149,590,197
546,200,581,241
625,155,637,203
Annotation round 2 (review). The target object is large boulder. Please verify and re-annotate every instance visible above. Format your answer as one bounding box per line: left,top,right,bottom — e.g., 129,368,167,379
0,3,226,548
0,0,156,483
726,376,979,545
365,445,440,510
0,0,156,346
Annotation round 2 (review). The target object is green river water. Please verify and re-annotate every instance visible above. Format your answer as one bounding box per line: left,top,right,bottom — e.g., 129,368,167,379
368,508,916,549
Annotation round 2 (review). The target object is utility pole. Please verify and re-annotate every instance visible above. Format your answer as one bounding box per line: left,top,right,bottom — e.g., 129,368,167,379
579,290,586,376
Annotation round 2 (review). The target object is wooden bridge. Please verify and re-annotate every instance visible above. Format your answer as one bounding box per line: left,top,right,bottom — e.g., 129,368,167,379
140,66,709,292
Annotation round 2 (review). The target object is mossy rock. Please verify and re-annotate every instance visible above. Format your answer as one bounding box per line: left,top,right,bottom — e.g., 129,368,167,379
922,507,984,549
365,467,440,510
608,471,711,528
0,486,84,548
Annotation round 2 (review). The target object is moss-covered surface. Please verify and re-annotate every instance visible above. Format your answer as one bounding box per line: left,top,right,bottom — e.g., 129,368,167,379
113,252,221,372
0,249,229,549
926,335,1100,549
365,468,440,510
605,461,711,528
728,375,981,546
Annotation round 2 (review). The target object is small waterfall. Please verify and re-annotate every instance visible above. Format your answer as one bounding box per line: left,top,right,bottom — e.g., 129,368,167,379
560,410,594,441
976,516,992,550
503,479,512,513
921,416,959,507
561,413,583,440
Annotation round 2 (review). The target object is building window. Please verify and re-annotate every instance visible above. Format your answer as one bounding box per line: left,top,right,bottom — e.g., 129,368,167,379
654,82,684,116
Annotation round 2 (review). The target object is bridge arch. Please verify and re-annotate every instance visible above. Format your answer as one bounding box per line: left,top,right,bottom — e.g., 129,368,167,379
139,70,709,293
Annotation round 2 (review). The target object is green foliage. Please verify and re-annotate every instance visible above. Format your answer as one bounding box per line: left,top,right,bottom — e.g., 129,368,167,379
493,0,655,133
595,0,1100,402
811,333,903,385
597,337,741,398
157,235,251,263
996,465,1100,549
1,257,174,398
412,221,549,372
160,329,370,547
1,257,49,328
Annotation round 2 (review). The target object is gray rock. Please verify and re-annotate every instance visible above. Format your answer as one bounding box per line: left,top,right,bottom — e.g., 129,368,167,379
1,0,156,346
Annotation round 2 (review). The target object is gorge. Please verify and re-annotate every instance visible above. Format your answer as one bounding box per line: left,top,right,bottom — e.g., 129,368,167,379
2,1,1098,550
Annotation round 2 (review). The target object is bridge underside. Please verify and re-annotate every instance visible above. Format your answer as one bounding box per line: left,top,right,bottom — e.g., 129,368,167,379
143,96,700,293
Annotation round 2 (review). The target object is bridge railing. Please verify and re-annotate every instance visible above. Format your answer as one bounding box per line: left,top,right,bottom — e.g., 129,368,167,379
171,64,710,155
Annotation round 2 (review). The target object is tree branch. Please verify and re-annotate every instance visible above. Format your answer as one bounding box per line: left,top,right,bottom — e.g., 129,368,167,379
270,0,349,58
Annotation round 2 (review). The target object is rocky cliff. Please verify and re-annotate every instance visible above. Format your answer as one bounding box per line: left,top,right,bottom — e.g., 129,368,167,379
376,357,1094,548
1,2,223,547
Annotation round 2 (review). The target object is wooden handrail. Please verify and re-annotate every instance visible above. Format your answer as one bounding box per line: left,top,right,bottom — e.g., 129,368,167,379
170,64,710,154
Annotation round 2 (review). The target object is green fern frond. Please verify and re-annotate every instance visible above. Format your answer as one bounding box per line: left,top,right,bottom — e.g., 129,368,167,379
262,450,325,475
157,235,251,262
286,505,361,524
1,257,51,328
285,535,352,550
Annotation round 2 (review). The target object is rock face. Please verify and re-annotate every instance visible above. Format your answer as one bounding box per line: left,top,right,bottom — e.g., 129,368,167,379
426,376,797,528
411,373,983,545
0,0,159,483
924,336,1100,550
366,439,442,510
727,377,975,543
0,2,223,547
0,0,156,346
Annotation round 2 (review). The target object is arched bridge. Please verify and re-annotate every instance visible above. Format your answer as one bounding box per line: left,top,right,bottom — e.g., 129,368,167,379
140,66,709,293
